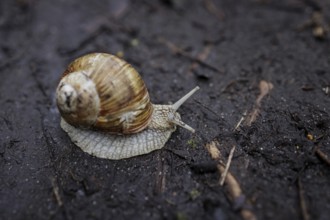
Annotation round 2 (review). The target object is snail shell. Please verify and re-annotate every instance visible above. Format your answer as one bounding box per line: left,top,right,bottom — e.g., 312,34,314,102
56,53,199,160
57,53,153,133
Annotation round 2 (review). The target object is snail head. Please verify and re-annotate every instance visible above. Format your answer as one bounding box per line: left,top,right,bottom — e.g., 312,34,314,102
168,86,200,133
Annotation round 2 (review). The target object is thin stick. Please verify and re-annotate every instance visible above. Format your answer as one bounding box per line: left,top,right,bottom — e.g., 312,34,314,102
245,80,273,126
234,111,247,131
315,148,330,166
204,0,225,20
158,37,223,73
194,99,222,119
205,141,257,220
51,178,63,207
298,178,310,220
155,152,166,194
187,43,213,75
220,145,236,185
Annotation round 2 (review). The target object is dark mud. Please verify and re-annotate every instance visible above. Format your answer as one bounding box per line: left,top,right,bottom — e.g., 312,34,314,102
0,0,330,219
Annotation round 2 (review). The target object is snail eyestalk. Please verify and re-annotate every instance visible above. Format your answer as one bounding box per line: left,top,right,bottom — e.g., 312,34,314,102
169,86,200,133
169,115,196,133
172,86,200,111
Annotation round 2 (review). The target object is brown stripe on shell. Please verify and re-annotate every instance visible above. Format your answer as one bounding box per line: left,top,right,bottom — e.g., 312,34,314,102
92,60,153,133
97,63,136,114
62,54,96,78
123,101,153,133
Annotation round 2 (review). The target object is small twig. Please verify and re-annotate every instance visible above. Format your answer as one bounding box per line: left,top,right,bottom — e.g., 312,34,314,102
220,145,236,185
206,141,221,160
187,43,213,75
255,80,273,106
51,177,63,207
204,0,225,20
234,111,247,131
217,164,241,198
194,99,222,120
298,178,310,220
220,78,249,94
158,37,223,74
245,80,273,126
205,141,257,220
155,151,167,193
315,148,330,166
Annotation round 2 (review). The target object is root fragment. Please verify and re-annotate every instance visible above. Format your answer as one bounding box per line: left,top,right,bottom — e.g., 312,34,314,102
220,145,236,186
205,141,257,220
51,177,63,207
315,148,330,166
245,80,273,126
298,178,310,220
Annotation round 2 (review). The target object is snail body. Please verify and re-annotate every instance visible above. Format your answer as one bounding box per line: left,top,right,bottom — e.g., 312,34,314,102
56,53,199,160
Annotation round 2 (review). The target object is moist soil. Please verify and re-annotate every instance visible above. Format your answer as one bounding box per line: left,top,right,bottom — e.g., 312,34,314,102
0,0,330,220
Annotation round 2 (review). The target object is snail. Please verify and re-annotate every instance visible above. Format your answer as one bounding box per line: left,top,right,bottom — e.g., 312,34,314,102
56,53,199,160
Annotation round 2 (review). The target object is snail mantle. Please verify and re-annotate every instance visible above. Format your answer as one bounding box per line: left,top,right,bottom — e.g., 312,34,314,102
56,52,199,160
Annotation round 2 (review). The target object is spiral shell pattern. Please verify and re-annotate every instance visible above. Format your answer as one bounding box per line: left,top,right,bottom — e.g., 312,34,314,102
56,53,153,134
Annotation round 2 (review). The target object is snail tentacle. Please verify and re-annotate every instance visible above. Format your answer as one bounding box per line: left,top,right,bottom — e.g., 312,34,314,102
168,86,200,133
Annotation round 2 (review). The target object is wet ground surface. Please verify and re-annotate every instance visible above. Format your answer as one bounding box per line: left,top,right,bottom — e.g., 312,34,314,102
1,0,330,219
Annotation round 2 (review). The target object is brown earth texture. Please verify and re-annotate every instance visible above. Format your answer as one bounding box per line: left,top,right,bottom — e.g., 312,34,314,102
0,0,330,220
